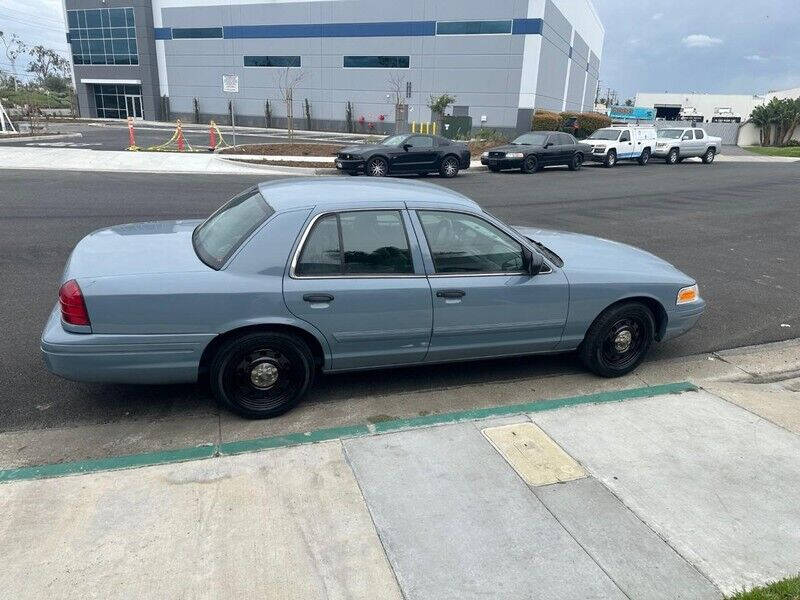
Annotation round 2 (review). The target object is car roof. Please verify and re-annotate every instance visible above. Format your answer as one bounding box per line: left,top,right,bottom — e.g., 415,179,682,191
257,178,481,212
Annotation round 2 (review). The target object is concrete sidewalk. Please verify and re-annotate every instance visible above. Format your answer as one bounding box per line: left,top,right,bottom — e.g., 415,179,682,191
2,374,799,599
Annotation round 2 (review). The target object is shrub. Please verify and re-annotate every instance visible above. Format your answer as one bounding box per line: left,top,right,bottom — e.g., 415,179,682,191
785,138,800,147
531,110,561,131
531,110,611,139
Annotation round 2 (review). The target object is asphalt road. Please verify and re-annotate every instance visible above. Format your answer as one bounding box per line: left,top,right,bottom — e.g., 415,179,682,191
1,160,798,433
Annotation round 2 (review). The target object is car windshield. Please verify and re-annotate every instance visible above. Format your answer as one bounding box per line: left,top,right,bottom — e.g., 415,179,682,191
510,133,548,145
587,129,620,141
657,129,684,139
193,188,274,269
381,135,408,146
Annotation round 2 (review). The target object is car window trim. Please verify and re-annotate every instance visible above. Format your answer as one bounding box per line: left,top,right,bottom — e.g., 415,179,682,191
290,208,424,279
414,209,552,277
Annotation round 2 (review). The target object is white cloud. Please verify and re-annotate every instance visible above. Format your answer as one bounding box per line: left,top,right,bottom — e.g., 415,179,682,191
652,13,664,20
681,34,723,48
627,38,641,46
744,54,767,61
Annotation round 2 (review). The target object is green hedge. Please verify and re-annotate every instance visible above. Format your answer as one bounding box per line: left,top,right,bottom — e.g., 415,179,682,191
531,110,611,139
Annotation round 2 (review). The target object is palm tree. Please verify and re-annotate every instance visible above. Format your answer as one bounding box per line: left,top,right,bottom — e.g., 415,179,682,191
749,105,771,146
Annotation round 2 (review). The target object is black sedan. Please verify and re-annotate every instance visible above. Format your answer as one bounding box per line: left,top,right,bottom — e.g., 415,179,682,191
335,134,471,178
481,131,590,173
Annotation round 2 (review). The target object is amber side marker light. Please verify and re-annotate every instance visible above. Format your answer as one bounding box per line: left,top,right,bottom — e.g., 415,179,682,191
676,284,699,305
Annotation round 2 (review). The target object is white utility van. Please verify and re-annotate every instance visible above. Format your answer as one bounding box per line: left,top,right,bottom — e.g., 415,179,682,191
584,125,657,167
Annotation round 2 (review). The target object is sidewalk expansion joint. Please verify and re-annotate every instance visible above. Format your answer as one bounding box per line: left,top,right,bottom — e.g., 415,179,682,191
0,381,696,484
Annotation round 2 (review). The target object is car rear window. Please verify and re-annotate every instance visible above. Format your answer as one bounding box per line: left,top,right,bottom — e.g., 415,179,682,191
193,188,274,269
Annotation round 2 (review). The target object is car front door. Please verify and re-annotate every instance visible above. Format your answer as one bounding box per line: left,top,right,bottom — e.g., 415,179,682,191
410,209,569,362
391,135,436,172
540,134,559,164
680,129,695,156
283,207,432,370
618,129,634,158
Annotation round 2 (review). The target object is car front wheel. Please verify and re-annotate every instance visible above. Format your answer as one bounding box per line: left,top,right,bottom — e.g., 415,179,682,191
579,302,655,377
604,150,617,168
439,156,460,178
210,331,315,418
568,153,583,171
366,157,388,177
521,154,538,174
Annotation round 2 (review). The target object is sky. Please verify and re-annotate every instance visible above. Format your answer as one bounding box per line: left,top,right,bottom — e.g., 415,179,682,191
2,0,799,99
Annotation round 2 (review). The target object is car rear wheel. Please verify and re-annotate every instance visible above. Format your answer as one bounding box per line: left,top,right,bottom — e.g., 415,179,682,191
702,148,716,164
366,157,388,177
521,154,538,174
638,148,651,165
210,331,315,419
439,156,460,178
579,302,655,377
666,148,679,164
568,153,583,171
604,149,617,168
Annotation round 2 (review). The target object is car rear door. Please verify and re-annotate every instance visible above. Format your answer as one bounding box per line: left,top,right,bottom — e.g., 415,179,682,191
557,133,575,163
283,207,432,370
409,208,569,362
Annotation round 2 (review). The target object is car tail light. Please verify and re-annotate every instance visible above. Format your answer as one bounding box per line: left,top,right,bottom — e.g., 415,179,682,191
59,279,91,326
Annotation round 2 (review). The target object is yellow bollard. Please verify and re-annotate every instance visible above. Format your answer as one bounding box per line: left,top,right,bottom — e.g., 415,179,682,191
411,121,416,133
432,122,437,136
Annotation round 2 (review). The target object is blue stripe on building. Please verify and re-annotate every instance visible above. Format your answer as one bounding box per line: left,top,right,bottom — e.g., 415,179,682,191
154,18,545,41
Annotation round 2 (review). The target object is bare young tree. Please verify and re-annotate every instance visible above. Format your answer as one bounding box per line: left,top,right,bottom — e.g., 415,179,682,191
386,73,407,107
26,45,70,86
275,67,306,139
0,31,27,91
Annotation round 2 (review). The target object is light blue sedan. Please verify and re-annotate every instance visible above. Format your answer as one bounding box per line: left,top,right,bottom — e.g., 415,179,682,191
42,179,705,418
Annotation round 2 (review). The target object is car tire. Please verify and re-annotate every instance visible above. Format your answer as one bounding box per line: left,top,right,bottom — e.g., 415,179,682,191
210,331,315,419
579,302,655,378
568,153,583,171
702,148,716,164
521,154,538,174
666,148,679,164
604,149,617,168
366,156,388,177
638,148,651,165
439,156,460,178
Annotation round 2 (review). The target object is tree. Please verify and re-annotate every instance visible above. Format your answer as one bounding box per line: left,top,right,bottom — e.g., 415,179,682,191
26,45,69,87
427,93,457,115
275,67,306,139
386,73,407,107
0,31,26,91
624,98,634,107
749,104,772,146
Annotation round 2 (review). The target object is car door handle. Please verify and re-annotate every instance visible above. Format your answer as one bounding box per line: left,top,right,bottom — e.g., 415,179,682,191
303,293,334,303
436,289,465,299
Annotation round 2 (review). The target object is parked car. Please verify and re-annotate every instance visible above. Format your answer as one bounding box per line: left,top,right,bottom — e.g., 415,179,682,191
334,134,470,178
42,179,705,418
584,125,657,167
480,131,590,173
653,127,721,164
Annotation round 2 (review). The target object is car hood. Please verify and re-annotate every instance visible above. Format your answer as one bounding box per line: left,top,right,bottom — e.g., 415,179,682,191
513,226,684,275
488,144,541,153
339,144,389,155
63,219,208,281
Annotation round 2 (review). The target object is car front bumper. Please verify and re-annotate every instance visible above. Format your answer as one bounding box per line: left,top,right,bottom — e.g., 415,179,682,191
334,157,366,172
586,148,609,162
481,157,523,170
40,306,214,384
662,299,706,341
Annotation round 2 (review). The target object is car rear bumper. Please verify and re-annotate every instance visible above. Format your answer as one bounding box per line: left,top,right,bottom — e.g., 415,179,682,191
40,306,214,384
662,300,706,342
481,157,523,169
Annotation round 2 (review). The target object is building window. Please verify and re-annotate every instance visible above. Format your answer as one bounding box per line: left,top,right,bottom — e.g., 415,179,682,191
435,20,512,35
244,55,301,67
343,56,409,68
66,8,137,65
171,27,223,39
93,84,141,119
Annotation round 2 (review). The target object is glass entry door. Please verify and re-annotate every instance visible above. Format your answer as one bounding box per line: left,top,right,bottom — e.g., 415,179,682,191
124,94,143,120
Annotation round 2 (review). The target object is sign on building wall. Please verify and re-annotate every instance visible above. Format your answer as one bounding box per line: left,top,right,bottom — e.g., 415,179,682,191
222,74,239,93
608,105,655,121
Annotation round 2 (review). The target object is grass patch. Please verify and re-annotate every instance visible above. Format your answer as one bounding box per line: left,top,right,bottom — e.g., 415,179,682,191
745,146,800,158
218,142,343,156
0,88,71,109
726,575,800,600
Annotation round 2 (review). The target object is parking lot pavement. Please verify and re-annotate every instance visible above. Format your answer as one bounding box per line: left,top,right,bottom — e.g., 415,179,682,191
2,382,798,598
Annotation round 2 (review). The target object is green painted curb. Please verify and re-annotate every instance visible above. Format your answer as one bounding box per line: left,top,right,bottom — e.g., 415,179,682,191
0,381,696,483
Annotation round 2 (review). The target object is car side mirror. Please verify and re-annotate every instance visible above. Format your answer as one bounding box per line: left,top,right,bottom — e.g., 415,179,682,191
543,142,552,148
522,247,544,276
402,143,412,151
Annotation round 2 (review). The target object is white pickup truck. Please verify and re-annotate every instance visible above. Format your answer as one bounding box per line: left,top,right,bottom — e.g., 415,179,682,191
653,127,721,164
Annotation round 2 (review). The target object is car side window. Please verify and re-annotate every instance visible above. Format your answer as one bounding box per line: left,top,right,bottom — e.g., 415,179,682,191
407,136,433,148
695,129,704,139
619,130,631,142
295,211,413,276
437,137,451,147
418,211,524,274
682,130,693,140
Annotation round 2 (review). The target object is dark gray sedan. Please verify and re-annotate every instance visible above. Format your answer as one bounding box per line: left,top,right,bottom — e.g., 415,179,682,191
481,131,591,173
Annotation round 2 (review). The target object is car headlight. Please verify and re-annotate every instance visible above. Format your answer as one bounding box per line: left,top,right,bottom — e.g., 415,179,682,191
677,284,699,305
505,152,524,158
594,145,606,150
482,152,489,158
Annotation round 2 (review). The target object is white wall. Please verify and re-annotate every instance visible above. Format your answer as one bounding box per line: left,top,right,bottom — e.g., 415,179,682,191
635,92,766,121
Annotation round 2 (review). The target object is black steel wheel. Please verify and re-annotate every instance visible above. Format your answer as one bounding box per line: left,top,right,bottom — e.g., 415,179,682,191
439,156,460,178
211,331,315,418
521,154,538,174
568,153,584,171
579,302,655,377
366,156,389,177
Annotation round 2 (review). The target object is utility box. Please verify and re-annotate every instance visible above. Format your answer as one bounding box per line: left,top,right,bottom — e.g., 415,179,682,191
442,115,472,140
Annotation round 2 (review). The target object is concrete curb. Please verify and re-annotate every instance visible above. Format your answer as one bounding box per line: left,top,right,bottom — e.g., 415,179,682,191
216,154,489,174
0,132,83,144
